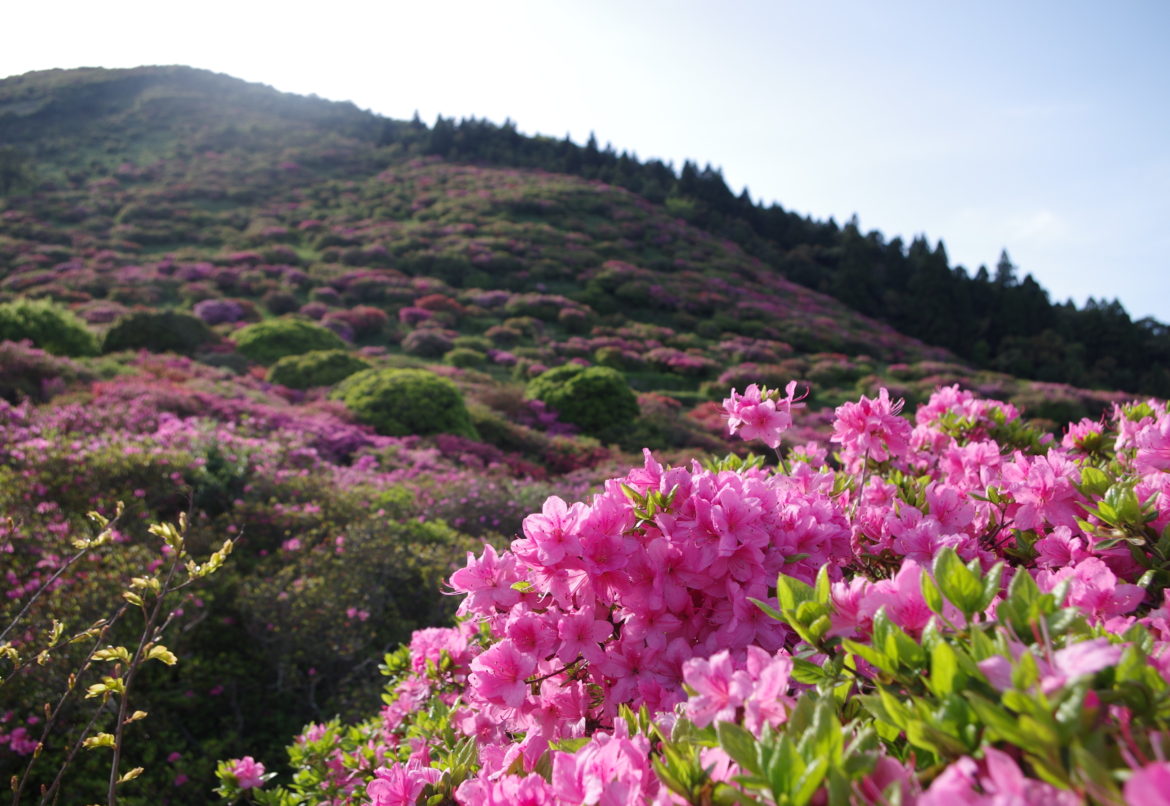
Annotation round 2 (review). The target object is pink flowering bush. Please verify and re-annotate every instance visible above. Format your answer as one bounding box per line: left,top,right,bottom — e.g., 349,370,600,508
225,385,1170,805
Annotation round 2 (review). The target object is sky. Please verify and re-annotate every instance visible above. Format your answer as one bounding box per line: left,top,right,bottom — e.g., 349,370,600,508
4,0,1169,323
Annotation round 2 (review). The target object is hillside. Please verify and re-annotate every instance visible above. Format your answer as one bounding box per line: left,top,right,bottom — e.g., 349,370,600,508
0,66,1155,802
3,65,1168,396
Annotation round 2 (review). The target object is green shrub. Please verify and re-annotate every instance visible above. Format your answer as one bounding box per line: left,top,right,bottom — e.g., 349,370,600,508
233,318,346,365
103,309,214,355
332,368,476,438
267,350,370,389
526,364,638,437
0,298,98,356
453,335,492,352
444,347,486,368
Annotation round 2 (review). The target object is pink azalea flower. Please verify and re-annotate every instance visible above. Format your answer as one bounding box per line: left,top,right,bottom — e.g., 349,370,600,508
1001,453,1082,531
977,637,1123,694
831,388,912,471
742,646,795,735
469,640,537,708
448,544,522,614
920,747,1079,805
518,495,587,566
1125,761,1170,806
368,759,442,806
682,650,751,728
229,756,266,790
723,382,802,449
860,560,935,637
1036,558,1145,622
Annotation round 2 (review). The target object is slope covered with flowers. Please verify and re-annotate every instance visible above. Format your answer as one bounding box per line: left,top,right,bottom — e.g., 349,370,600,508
223,385,1170,805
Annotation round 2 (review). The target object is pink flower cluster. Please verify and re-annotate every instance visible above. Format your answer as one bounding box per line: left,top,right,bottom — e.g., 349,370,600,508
722,381,804,448
273,385,1170,804
229,756,266,789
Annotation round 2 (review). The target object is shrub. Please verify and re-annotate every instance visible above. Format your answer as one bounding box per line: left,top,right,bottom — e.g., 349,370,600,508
324,306,390,340
0,298,98,356
0,340,89,402
233,318,346,365
332,368,476,438
401,327,455,358
261,290,300,315
104,309,216,356
453,335,492,352
267,350,371,390
193,298,247,325
444,347,486,368
526,364,638,437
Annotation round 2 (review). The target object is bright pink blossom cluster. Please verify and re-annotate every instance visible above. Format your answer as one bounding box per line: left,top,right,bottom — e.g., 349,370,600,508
284,386,1170,804
721,381,804,449
228,756,266,790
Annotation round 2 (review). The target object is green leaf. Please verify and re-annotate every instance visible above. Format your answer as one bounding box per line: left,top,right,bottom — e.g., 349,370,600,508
979,563,1005,612
791,757,829,806
929,640,958,697
921,571,944,614
842,639,896,676
1078,466,1111,497
814,564,832,606
776,574,816,612
749,597,786,624
966,693,1030,746
790,657,829,685
1011,650,1040,691
717,721,762,775
933,547,983,616
765,735,802,802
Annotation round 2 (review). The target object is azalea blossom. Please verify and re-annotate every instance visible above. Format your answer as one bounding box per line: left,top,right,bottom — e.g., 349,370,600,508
723,382,803,449
229,756,266,790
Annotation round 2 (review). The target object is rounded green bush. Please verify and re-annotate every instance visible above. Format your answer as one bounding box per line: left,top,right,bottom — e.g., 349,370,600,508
526,364,638,436
102,309,214,355
332,368,476,438
267,349,371,389
0,298,99,356
444,347,486,368
233,318,346,365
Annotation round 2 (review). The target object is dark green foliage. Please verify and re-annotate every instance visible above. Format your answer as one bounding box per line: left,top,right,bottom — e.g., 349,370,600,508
332,368,476,438
233,318,346,365
235,517,479,718
526,364,638,437
267,349,370,389
402,327,455,358
0,298,98,356
103,309,214,355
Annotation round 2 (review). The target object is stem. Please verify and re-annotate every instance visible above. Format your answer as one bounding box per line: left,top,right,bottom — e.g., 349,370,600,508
525,657,582,685
38,694,110,806
106,550,183,805
0,546,91,647
1,513,121,647
13,607,124,806
772,445,791,475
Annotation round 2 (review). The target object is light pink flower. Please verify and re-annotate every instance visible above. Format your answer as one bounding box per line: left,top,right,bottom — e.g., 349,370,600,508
683,650,751,728
229,756,266,790
723,382,802,449
1125,761,1170,806
368,759,442,806
831,388,912,470
469,640,536,708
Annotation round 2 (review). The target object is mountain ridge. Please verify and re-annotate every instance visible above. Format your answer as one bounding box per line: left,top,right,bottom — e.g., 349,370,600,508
1,64,1166,396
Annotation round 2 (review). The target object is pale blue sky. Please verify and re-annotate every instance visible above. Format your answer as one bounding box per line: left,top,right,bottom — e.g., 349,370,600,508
4,1,1168,322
